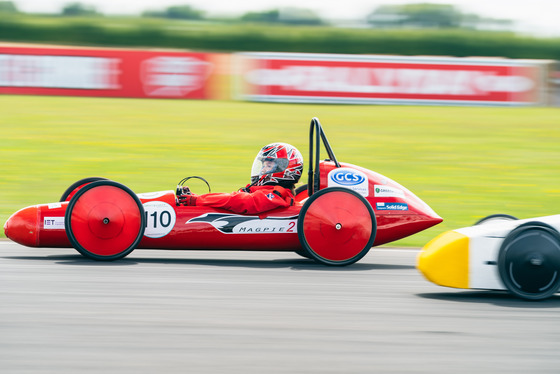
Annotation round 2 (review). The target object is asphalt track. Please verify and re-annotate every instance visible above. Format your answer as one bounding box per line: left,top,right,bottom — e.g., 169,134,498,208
1,241,560,374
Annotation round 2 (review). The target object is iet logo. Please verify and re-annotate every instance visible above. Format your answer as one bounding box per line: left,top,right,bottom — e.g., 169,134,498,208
329,169,365,186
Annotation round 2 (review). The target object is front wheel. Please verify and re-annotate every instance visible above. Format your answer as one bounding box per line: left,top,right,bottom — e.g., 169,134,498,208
297,187,376,266
498,222,560,300
65,180,146,261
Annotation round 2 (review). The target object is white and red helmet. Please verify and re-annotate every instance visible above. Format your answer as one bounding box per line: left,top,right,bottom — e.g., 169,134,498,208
251,143,303,187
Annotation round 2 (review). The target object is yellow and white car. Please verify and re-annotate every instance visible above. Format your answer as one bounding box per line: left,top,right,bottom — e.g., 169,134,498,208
418,214,560,300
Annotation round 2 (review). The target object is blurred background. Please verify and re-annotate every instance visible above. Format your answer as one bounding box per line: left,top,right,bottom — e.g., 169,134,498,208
2,0,560,55
1,0,560,245
5,0,560,37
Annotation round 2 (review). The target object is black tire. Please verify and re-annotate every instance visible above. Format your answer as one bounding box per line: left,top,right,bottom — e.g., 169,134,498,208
297,187,376,266
65,180,146,261
498,222,560,300
475,214,518,225
294,249,313,260
294,184,308,196
60,177,109,202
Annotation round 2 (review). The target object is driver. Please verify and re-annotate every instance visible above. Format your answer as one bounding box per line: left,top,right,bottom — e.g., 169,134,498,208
177,143,303,214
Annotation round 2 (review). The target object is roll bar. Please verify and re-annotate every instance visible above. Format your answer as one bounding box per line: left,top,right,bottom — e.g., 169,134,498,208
307,117,340,197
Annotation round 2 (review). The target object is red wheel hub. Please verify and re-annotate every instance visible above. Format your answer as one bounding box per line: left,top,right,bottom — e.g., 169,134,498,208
303,191,372,261
69,185,143,256
86,202,125,240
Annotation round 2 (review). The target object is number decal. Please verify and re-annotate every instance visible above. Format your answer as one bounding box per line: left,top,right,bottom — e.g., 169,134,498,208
149,211,158,228
160,211,171,227
287,221,296,232
142,201,176,238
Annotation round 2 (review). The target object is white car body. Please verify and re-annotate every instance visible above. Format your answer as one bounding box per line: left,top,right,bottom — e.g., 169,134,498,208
417,214,560,300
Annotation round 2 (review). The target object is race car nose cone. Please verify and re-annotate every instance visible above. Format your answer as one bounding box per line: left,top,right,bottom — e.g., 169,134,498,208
418,203,443,228
4,206,39,247
424,212,444,228
417,230,469,289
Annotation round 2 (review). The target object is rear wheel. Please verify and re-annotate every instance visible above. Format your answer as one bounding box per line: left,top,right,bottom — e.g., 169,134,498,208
297,187,376,266
65,180,145,261
60,177,109,202
498,222,560,300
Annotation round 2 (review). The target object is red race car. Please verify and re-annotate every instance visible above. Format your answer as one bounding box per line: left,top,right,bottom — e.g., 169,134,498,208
4,118,442,266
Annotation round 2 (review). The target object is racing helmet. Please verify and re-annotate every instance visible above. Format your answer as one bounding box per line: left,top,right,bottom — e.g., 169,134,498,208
251,143,303,187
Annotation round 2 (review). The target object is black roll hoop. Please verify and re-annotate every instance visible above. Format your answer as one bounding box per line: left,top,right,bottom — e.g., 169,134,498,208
307,117,340,197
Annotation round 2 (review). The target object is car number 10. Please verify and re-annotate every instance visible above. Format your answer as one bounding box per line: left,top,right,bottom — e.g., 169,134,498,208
142,201,176,238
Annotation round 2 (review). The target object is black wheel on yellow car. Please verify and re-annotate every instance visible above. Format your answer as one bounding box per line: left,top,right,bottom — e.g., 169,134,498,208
475,214,518,225
498,222,560,300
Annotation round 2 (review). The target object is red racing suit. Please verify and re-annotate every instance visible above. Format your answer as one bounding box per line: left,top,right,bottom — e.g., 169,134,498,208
193,185,295,214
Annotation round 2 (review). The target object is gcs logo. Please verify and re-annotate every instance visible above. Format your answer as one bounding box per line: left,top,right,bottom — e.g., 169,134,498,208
329,169,366,186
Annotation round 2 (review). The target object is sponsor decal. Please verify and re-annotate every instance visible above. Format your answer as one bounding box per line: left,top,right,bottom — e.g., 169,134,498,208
374,185,405,198
246,66,534,96
238,53,545,105
143,201,176,238
266,193,275,200
0,46,216,99
0,55,120,89
187,213,297,234
47,203,62,209
44,217,65,229
140,56,212,97
327,168,368,196
329,169,366,185
376,202,408,211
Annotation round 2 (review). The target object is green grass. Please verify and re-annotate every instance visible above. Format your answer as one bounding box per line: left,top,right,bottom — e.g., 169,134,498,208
1,95,559,247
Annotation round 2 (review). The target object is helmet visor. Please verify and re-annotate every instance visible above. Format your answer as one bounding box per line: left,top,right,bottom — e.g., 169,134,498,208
251,154,288,179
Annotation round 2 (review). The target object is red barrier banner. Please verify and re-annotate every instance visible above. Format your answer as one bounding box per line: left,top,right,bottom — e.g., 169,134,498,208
235,53,550,105
0,43,220,99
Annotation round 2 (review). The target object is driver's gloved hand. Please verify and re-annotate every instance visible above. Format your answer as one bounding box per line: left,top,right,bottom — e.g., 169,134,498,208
176,186,197,206
176,186,192,196
177,194,197,206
